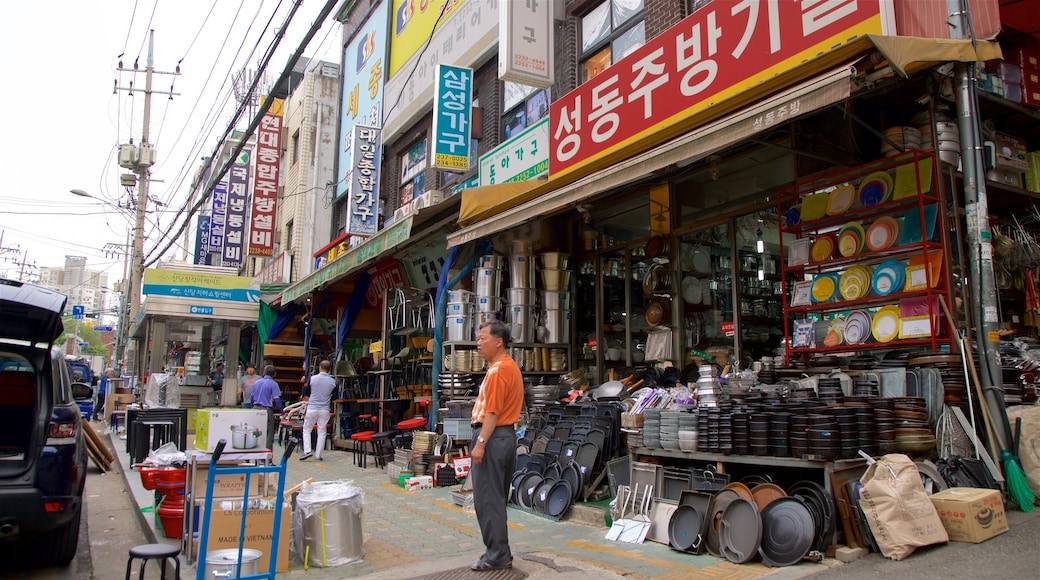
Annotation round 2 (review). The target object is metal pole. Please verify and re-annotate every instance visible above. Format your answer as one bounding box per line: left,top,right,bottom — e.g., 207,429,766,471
949,1,1010,447
129,30,154,322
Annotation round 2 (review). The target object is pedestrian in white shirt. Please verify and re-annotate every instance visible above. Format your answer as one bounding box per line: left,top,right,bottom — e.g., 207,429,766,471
300,359,336,461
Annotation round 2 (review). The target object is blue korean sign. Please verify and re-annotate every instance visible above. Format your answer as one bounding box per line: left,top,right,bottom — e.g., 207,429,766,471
189,305,215,315
71,305,85,320
94,326,113,332
208,176,229,264
194,214,211,265
347,125,381,236
431,64,473,172
223,148,251,269
335,1,388,201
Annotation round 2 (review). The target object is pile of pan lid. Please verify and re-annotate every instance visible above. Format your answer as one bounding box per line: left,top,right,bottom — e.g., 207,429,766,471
438,373,475,398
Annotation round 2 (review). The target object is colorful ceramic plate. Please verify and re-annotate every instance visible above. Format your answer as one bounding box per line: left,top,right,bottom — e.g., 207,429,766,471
784,205,801,227
810,234,836,262
800,192,830,222
871,305,901,343
866,216,900,252
811,273,840,303
837,223,865,257
858,171,894,207
839,265,873,300
844,310,872,345
826,184,856,216
871,260,906,296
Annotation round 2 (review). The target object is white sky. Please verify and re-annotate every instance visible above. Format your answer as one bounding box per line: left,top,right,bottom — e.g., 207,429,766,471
0,0,341,285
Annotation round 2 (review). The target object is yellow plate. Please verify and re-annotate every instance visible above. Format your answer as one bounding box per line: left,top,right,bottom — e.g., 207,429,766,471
837,230,861,257
826,184,856,216
839,265,872,300
811,234,836,262
800,192,830,222
811,274,839,303
871,305,901,342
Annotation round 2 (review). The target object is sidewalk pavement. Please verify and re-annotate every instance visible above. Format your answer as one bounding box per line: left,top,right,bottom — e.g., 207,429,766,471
104,421,1040,579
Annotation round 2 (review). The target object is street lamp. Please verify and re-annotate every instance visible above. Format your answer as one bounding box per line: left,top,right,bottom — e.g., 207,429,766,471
71,189,138,373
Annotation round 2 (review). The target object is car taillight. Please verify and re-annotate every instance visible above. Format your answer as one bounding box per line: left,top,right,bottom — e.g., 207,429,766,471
49,422,78,438
44,501,66,513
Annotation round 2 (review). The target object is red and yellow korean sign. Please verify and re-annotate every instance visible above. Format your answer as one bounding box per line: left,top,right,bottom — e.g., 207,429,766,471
549,0,891,179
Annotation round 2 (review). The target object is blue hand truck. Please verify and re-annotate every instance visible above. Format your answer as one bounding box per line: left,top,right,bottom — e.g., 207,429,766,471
195,437,298,579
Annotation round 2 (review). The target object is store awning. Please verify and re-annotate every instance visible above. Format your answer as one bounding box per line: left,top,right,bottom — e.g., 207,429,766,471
280,196,460,304
864,35,1002,77
448,63,856,248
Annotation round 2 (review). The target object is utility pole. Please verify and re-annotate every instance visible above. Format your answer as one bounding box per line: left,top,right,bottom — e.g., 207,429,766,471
114,30,179,323
104,235,131,372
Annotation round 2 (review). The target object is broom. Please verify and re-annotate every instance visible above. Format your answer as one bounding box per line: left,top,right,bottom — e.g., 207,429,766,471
938,297,1033,511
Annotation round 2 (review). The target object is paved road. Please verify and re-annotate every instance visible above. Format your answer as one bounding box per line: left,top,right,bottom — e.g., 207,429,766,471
2,421,1039,579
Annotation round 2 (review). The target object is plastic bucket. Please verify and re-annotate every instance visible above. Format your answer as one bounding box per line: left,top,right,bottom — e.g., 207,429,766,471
544,309,571,343
446,317,473,342
507,287,536,306
474,268,501,296
542,291,571,310
156,497,184,539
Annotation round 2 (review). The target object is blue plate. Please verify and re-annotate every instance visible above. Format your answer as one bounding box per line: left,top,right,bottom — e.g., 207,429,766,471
872,259,906,296
785,205,801,227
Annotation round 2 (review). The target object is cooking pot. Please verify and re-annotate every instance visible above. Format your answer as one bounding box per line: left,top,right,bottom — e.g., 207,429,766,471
204,548,262,578
230,423,261,449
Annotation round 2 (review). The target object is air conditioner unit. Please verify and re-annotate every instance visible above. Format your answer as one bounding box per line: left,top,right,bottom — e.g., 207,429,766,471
137,143,156,168
117,144,138,169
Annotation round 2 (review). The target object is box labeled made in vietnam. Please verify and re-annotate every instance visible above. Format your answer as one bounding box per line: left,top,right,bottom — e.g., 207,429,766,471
452,456,472,478
929,487,1008,543
195,408,269,452
196,503,290,573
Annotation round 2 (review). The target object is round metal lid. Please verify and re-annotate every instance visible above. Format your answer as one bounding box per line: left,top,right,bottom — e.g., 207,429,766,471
759,496,816,567
668,505,704,552
718,498,762,564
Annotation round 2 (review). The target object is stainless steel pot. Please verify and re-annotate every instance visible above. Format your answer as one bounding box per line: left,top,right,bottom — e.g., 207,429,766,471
204,548,261,578
230,423,261,449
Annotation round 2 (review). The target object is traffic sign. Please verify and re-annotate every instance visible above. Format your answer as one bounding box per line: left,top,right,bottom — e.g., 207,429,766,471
72,305,85,320
94,326,114,332
77,341,89,348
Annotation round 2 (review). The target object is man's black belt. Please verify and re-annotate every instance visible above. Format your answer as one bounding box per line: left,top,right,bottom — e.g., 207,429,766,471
471,422,482,429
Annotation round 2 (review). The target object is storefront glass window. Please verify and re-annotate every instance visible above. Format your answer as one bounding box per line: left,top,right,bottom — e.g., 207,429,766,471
579,0,645,84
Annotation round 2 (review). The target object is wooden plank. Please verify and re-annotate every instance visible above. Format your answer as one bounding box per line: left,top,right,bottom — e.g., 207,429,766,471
82,419,115,464
265,344,305,358
83,433,110,472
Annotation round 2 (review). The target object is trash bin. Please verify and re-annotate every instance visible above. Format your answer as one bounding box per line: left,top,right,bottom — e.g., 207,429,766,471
293,480,365,567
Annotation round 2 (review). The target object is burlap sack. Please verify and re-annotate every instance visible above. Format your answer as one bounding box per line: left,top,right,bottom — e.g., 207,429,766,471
858,453,948,560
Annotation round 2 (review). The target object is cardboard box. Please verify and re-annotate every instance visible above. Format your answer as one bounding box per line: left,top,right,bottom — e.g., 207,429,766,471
453,456,472,477
191,462,263,498
405,476,434,491
994,132,1029,171
929,487,1008,543
197,503,290,573
195,408,269,452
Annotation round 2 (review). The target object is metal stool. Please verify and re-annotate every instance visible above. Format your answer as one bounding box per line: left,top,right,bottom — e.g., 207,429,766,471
370,431,397,468
124,543,181,579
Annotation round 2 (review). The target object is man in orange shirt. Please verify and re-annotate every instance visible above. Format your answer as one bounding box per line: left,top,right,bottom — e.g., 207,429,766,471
470,320,524,571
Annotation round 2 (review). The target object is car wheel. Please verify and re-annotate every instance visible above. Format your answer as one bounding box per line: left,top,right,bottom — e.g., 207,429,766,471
36,510,80,566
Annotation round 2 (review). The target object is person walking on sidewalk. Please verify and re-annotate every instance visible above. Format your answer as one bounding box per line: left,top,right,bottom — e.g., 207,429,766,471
250,365,283,449
300,360,336,461
469,320,524,571
238,365,259,408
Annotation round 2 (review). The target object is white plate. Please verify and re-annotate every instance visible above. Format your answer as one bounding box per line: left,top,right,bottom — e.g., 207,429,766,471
690,247,711,273
682,276,702,304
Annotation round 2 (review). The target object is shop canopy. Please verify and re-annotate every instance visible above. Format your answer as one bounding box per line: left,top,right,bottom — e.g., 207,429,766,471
448,35,1000,249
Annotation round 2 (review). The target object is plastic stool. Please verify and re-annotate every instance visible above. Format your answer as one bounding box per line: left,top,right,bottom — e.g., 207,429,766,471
350,431,375,468
124,543,181,580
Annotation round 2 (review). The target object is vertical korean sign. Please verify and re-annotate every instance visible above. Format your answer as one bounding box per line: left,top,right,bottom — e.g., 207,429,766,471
347,125,381,236
223,148,251,269
209,176,229,265
431,64,472,172
193,214,211,265
336,1,388,201
549,0,889,179
499,0,554,89
248,99,284,257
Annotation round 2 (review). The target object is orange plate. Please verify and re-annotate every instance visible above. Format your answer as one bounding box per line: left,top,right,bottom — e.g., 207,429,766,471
811,234,836,262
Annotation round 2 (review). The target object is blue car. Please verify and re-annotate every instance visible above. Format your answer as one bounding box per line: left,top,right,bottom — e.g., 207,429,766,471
0,279,87,565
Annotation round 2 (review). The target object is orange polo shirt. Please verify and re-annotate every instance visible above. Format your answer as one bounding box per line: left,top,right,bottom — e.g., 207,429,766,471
471,354,524,426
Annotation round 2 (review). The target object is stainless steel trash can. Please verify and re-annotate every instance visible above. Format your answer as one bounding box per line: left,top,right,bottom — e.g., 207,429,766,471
296,480,364,567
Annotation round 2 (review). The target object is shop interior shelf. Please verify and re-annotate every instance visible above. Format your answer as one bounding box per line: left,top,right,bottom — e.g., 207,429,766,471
786,337,947,355
783,241,945,274
785,288,947,314
781,193,941,235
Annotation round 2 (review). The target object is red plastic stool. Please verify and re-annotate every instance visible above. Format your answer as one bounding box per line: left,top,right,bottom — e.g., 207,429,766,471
350,431,376,468
397,417,427,431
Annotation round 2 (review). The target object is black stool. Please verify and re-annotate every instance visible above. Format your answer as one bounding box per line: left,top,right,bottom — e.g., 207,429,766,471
125,543,181,579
